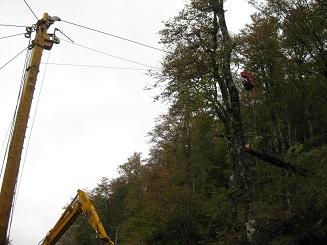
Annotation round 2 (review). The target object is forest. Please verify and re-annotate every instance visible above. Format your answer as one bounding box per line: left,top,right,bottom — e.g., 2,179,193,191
57,0,327,244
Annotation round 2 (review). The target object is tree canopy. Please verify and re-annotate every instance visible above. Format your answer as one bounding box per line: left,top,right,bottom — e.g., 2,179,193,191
57,0,327,244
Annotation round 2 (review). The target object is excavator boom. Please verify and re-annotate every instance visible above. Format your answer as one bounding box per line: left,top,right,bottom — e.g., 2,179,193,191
41,190,114,245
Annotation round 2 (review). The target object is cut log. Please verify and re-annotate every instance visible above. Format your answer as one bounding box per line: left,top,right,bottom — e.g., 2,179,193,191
244,145,307,177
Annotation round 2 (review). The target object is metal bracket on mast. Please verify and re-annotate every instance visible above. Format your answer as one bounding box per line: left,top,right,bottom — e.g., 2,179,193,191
26,13,61,50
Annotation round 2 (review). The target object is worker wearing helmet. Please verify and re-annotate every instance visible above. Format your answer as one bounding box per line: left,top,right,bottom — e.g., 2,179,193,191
240,69,255,91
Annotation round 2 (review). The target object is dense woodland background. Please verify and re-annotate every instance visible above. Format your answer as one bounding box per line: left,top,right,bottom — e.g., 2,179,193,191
56,0,327,244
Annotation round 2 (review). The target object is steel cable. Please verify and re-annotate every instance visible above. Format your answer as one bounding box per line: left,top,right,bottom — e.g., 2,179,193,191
43,62,151,71
0,24,28,28
0,33,25,40
23,0,38,20
5,39,32,240
61,19,169,53
0,47,28,71
11,52,52,238
60,39,160,70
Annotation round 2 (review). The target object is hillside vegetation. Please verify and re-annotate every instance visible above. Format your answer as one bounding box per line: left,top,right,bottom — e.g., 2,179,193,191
57,0,327,244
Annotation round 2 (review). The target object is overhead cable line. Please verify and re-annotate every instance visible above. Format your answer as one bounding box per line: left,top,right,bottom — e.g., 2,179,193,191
0,120,12,181
42,62,150,71
1,44,31,173
1,46,31,179
6,41,34,240
0,33,26,40
61,39,159,70
54,28,74,43
0,47,28,71
10,52,52,241
23,0,38,20
0,24,28,28
61,19,169,53
0,125,10,180
0,123,11,173
1,39,31,179
0,46,31,236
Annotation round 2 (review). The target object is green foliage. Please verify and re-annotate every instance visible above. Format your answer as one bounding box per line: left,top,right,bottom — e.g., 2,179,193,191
58,0,327,244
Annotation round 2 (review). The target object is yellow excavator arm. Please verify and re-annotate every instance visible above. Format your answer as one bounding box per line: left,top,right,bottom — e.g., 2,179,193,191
41,190,114,245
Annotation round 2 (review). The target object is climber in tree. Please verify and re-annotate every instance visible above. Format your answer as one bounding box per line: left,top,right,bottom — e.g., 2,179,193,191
240,69,255,91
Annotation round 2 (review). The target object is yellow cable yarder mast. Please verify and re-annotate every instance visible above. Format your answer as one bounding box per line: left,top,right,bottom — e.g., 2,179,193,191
0,13,60,245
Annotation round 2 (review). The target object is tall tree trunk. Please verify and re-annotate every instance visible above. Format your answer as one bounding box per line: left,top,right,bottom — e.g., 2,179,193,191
210,1,256,242
210,1,237,227
304,102,314,138
287,119,293,147
299,68,314,139
226,127,238,227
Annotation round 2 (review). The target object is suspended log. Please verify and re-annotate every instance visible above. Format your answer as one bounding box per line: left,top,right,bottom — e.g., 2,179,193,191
244,145,307,177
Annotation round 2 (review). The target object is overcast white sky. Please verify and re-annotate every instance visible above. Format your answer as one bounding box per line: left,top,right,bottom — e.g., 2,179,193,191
0,0,253,244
